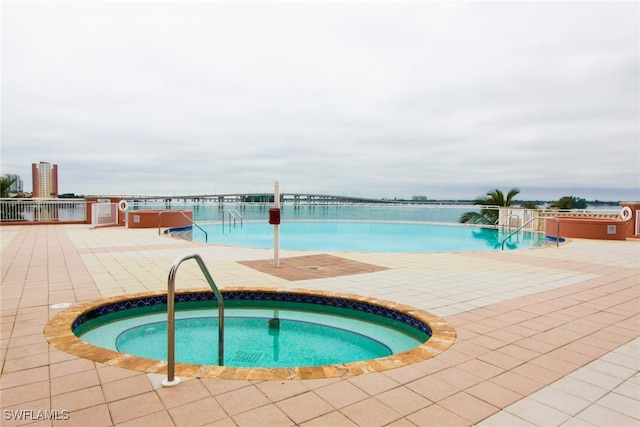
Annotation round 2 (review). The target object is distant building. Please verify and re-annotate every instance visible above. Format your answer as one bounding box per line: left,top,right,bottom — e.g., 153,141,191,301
412,195,428,201
32,162,58,198
2,174,23,193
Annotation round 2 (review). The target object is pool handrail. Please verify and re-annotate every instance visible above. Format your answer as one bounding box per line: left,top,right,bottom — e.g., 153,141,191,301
501,216,561,250
163,253,224,387
158,210,208,243
223,209,243,226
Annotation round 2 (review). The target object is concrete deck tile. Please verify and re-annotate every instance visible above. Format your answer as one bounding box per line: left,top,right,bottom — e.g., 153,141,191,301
50,369,101,396
231,404,294,427
439,391,499,424
348,372,400,395
214,385,271,416
406,403,472,427
253,379,309,402
477,410,536,426
52,385,106,413
529,387,591,416
313,381,369,409
574,404,638,426
375,387,432,416
102,374,155,402
276,391,334,424
340,397,402,427
167,397,227,427
468,379,524,409
55,404,113,427
114,409,175,427
107,391,165,424
503,398,572,426
596,392,640,419
299,410,359,427
0,380,51,408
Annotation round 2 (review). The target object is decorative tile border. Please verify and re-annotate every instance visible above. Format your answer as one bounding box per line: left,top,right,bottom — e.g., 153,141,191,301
45,287,456,380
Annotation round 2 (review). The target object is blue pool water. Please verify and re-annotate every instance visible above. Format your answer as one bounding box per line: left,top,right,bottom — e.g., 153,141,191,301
138,203,472,223
76,302,429,367
190,221,546,252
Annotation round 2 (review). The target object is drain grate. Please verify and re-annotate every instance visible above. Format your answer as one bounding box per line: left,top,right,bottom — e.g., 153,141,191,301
231,350,264,364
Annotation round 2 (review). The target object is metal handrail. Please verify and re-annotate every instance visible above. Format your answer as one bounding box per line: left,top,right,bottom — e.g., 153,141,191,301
158,210,208,243
162,254,224,387
501,216,561,250
223,209,243,226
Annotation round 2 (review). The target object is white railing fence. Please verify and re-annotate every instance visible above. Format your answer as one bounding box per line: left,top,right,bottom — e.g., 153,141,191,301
0,198,87,222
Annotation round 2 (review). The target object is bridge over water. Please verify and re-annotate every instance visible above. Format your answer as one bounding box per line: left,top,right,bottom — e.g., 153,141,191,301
127,193,394,205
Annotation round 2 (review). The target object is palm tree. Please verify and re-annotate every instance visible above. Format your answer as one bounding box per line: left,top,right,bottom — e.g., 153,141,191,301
1,176,16,198
460,188,520,225
0,176,19,220
549,196,587,210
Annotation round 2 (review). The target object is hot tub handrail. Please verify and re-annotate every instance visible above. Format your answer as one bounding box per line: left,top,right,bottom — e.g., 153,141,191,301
158,210,208,243
501,216,561,250
163,253,223,387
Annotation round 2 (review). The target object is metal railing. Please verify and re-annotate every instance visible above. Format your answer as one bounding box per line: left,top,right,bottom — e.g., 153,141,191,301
158,210,208,242
0,198,86,222
162,254,224,387
501,216,561,250
223,209,243,226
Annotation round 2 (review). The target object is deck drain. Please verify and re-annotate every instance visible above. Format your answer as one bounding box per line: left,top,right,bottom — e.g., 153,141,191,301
232,350,264,364
308,266,319,270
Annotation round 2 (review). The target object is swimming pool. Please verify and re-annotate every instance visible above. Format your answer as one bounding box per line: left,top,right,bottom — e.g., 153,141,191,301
183,221,547,252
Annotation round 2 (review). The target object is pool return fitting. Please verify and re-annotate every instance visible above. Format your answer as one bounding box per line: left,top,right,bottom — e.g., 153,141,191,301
162,253,224,387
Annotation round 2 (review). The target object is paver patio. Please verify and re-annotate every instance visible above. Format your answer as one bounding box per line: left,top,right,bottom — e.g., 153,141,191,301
1,224,638,426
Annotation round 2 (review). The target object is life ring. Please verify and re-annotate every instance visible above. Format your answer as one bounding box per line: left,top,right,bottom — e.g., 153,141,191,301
620,206,632,221
118,199,129,212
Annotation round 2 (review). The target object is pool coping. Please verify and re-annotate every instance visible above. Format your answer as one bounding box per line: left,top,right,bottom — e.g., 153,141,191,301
44,287,456,381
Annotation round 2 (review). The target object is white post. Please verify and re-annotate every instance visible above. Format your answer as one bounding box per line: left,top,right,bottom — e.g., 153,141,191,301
274,180,280,268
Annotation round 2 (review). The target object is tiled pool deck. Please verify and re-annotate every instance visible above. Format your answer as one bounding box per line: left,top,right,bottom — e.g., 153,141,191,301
1,224,638,426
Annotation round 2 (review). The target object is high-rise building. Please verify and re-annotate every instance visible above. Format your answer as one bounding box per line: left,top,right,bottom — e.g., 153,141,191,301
2,174,23,193
32,162,58,198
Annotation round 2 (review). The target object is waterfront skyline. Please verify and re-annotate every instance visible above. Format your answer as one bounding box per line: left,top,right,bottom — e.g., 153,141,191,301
2,1,639,202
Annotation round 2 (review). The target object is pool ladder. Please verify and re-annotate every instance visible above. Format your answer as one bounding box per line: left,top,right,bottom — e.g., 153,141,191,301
223,209,243,226
162,254,224,387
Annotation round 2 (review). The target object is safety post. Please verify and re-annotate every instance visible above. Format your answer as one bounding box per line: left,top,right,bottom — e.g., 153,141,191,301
269,180,281,268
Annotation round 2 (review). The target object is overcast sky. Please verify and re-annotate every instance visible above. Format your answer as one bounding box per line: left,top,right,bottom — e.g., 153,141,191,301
2,1,639,201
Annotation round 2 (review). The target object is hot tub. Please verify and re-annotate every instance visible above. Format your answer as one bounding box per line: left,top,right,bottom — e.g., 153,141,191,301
45,288,456,380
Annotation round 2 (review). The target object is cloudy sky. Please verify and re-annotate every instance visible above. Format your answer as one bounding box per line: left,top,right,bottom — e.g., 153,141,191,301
2,1,639,201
